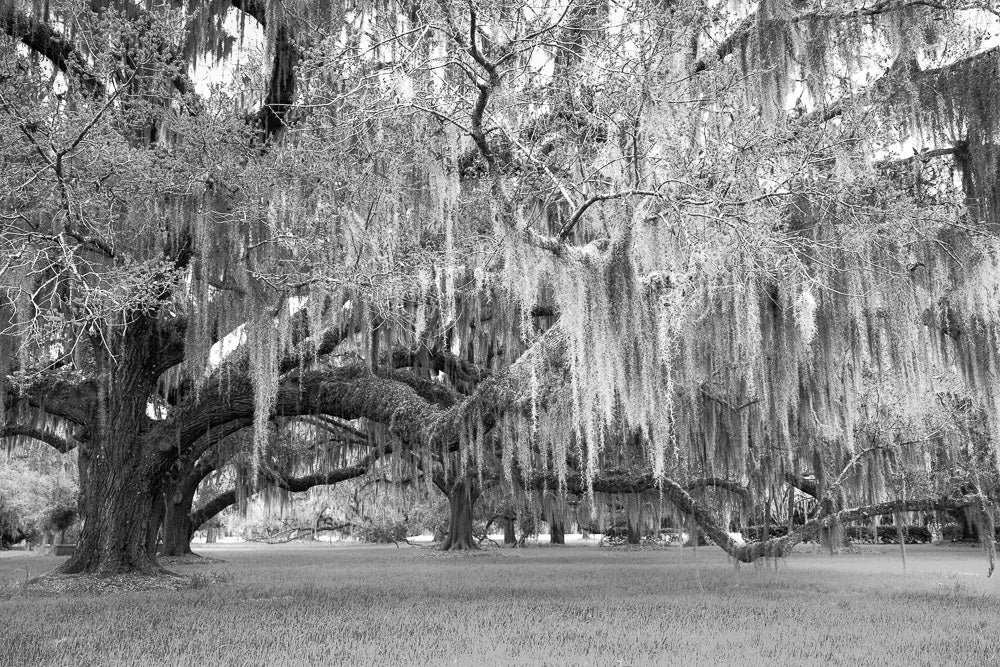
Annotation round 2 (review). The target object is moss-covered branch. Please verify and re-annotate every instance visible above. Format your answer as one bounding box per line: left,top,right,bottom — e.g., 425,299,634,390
0,424,75,453
190,455,378,529
0,5,104,93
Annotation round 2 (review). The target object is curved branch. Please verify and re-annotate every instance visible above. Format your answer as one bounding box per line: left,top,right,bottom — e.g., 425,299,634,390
165,324,567,459
658,477,981,565
190,456,377,529
0,424,75,453
6,378,96,425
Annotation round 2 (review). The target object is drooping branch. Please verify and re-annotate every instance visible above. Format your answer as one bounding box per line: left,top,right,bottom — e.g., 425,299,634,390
0,424,75,453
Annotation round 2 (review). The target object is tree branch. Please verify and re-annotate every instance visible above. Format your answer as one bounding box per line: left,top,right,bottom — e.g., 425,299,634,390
0,424,75,453
0,6,104,94
190,455,378,529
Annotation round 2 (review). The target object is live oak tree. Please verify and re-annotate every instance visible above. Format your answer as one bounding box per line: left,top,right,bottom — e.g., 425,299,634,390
3,0,1000,576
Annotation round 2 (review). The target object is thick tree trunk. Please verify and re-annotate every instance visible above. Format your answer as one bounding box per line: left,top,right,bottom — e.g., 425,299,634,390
503,516,516,545
626,522,641,545
160,494,195,557
62,441,163,574
440,477,479,551
60,336,165,576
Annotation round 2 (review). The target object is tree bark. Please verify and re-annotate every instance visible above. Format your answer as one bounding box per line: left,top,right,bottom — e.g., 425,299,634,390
439,477,480,551
160,492,196,557
62,440,163,574
59,333,165,576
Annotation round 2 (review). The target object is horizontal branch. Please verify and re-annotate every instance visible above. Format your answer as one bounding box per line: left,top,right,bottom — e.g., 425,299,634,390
530,469,750,503
0,424,75,453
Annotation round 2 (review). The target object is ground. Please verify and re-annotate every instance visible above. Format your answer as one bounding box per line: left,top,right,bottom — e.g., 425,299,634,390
1,542,999,665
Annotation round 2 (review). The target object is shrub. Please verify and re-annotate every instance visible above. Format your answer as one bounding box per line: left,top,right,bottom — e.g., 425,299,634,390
357,519,408,543
844,525,932,544
941,523,965,542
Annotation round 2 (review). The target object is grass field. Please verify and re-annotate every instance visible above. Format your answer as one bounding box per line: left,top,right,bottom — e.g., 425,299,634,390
1,542,999,666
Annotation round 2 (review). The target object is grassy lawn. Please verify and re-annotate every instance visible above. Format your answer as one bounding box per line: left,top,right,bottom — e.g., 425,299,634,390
1,543,999,666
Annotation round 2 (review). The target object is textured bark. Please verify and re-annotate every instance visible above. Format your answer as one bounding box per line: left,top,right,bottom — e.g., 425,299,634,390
161,499,195,557
63,439,163,575
157,456,218,556
439,477,480,551
59,329,165,576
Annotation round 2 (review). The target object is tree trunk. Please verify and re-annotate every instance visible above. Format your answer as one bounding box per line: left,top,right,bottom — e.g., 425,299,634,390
60,338,165,576
626,522,641,544
503,516,516,545
550,515,565,545
62,441,163,574
160,494,196,557
440,477,479,551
